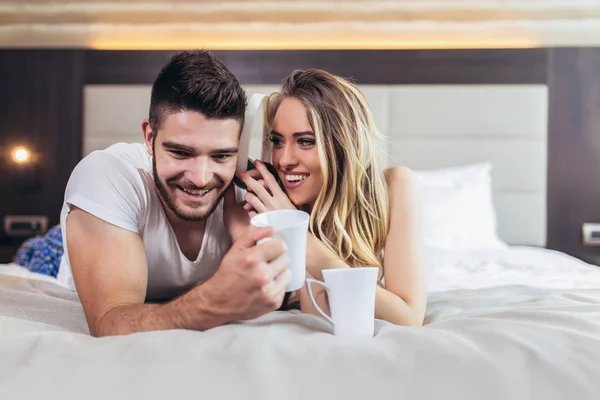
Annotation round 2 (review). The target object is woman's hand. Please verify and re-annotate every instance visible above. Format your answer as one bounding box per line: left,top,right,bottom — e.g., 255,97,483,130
237,160,296,217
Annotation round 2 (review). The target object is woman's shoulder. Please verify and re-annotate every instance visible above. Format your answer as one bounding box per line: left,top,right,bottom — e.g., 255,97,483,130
384,165,417,188
383,166,420,210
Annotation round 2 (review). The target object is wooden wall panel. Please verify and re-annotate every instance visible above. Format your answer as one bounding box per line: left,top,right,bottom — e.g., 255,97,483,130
85,49,547,85
547,48,600,265
0,50,84,261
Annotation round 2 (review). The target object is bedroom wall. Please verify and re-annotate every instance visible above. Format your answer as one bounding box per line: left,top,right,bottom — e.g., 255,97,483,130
0,48,599,266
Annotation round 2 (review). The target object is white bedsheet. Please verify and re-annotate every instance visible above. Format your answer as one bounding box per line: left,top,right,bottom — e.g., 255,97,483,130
0,263,65,285
427,245,600,292
1,247,600,400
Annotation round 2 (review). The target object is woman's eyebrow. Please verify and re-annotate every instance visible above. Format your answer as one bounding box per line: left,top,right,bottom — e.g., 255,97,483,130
293,131,315,137
270,130,314,137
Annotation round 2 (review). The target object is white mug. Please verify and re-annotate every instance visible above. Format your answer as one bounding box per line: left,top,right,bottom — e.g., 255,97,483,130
306,267,378,338
250,209,310,292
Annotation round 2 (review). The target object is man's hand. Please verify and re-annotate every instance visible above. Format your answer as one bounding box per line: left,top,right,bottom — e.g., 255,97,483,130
200,224,292,322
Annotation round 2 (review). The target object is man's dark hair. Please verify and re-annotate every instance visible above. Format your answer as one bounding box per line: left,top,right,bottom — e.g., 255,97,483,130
149,50,247,134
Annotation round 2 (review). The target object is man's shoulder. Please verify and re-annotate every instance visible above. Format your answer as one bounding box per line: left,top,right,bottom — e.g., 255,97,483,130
60,142,157,241
72,142,152,188
65,142,155,216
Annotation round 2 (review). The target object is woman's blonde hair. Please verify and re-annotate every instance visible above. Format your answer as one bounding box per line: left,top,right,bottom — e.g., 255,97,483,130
265,69,390,270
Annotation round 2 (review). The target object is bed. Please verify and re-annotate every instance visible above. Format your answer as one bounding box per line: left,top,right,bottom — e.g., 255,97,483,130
2,49,600,399
2,162,600,399
2,245,600,399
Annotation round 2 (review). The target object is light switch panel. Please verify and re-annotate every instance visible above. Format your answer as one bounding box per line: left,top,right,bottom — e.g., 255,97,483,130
582,223,600,246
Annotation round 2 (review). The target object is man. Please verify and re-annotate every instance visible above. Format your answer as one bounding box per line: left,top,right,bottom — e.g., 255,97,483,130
57,50,291,337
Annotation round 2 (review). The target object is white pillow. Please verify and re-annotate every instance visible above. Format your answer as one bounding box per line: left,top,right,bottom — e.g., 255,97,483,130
414,162,508,251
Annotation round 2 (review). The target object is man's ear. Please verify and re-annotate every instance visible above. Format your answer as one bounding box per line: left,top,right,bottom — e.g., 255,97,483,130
142,119,154,156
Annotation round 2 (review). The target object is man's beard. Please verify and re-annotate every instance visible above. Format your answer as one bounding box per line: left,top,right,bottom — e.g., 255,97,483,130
152,155,225,222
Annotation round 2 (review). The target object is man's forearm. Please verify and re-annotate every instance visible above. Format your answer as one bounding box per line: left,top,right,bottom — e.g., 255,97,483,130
94,285,228,336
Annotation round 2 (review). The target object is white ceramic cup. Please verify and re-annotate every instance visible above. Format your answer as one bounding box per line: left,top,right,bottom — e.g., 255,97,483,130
250,210,310,292
306,267,378,338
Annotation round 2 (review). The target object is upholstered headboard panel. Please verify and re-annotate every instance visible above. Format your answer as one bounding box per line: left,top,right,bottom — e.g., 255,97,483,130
84,83,548,247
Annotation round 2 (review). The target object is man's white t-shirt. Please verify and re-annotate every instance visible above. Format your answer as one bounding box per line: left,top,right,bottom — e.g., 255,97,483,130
56,142,233,301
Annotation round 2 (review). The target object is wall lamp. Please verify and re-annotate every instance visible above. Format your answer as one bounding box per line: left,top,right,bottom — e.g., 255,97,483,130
5,144,41,190
12,146,30,164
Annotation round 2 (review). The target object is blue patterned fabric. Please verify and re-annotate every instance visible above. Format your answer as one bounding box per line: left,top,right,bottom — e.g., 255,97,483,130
15,224,63,277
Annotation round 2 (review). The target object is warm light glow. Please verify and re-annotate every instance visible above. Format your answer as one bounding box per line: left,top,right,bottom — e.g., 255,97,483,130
12,147,30,164
89,38,539,51
87,28,540,51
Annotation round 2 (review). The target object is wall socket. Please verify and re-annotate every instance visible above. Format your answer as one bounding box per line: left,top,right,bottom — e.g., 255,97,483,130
3,215,48,237
582,223,600,246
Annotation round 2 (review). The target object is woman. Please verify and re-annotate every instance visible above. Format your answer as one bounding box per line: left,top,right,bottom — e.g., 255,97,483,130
237,69,427,326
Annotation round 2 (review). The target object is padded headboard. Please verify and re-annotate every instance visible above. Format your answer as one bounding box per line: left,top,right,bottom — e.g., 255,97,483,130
84,83,548,247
